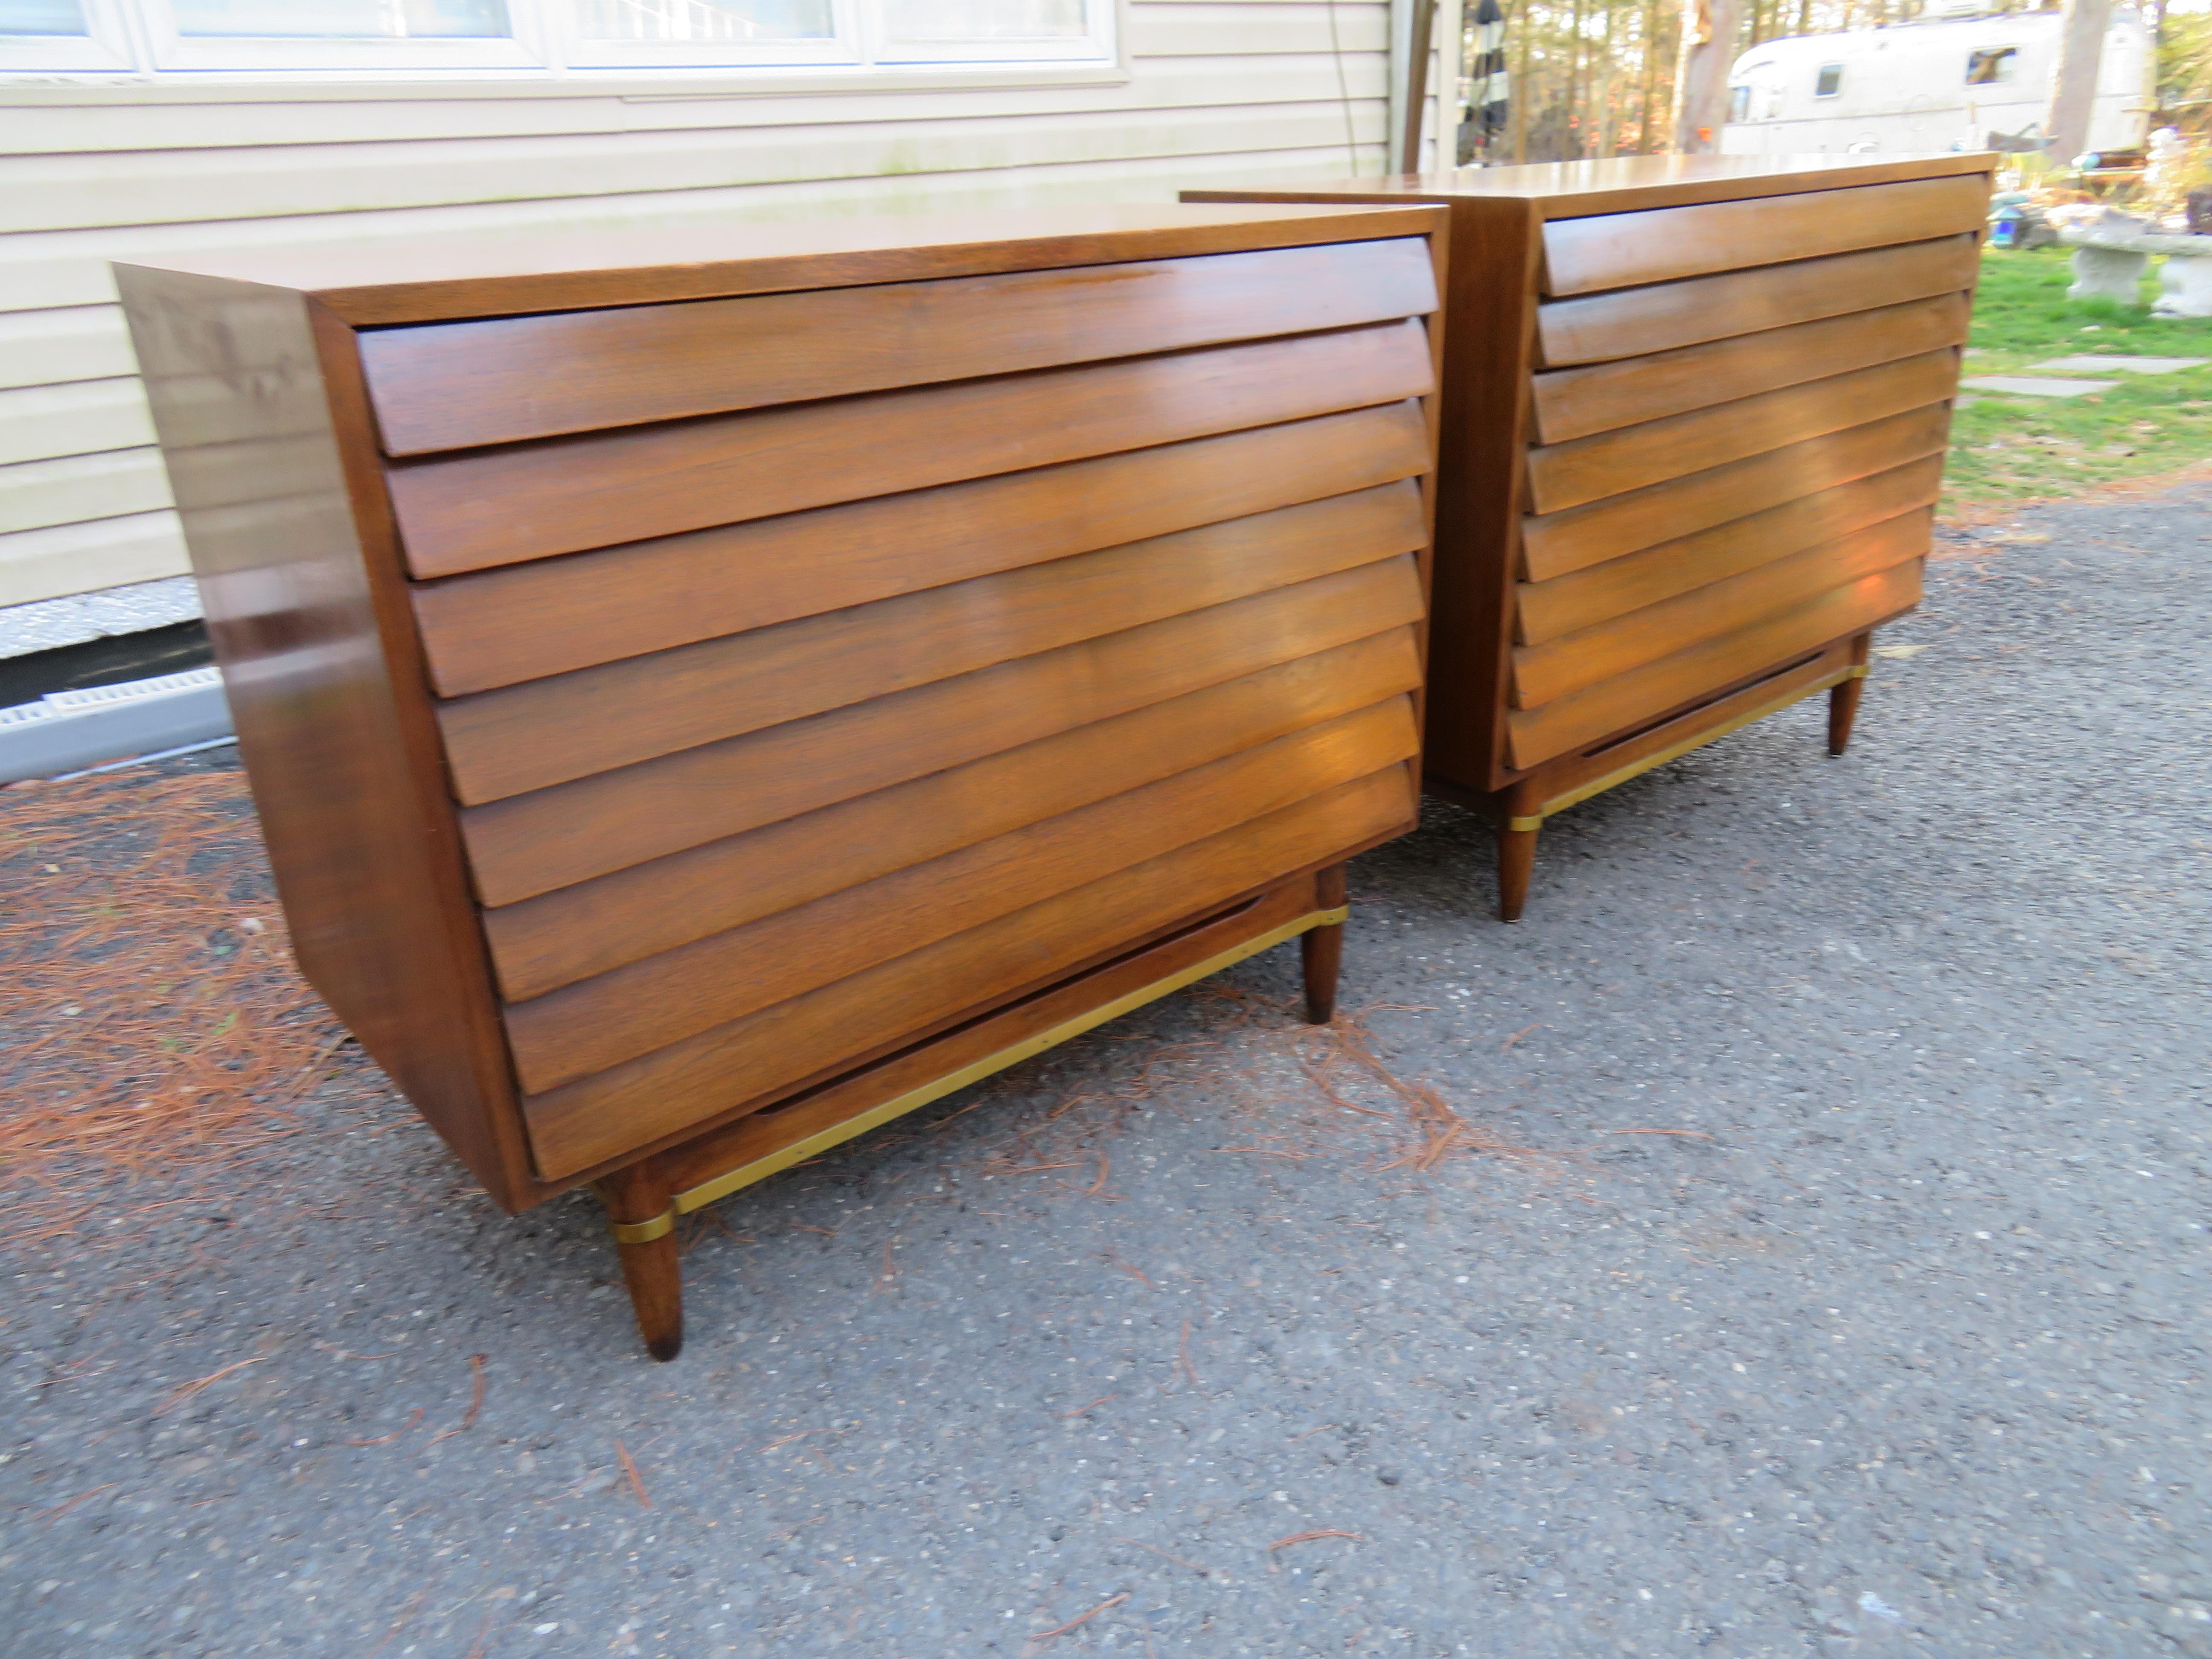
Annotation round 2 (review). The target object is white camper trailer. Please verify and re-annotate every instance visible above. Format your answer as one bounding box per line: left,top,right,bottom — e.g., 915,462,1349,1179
1722,4,2151,159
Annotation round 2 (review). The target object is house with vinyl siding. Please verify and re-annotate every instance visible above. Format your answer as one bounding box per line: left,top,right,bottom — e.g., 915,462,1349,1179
0,0,1451,659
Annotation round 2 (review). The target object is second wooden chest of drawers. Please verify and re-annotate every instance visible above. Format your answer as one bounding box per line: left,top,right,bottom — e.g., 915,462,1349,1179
1190,155,1995,917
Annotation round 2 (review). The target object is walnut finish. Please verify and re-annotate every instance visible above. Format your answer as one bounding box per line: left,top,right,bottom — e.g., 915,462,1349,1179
1188,154,1993,917
115,204,1446,1357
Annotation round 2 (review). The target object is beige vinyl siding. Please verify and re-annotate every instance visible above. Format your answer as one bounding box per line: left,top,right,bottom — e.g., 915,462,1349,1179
0,0,1444,609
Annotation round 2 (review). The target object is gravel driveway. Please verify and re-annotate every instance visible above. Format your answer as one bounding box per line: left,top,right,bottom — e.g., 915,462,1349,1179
4,482,2207,1659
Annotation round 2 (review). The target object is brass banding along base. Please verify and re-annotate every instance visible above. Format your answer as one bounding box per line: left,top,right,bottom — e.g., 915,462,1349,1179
1513,663,1858,828
601,904,1349,1243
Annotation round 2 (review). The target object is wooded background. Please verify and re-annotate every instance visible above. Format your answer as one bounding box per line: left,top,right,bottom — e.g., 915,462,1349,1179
1465,0,2203,164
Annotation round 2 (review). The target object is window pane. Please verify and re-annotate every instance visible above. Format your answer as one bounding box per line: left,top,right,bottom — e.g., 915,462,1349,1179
882,0,1085,41
172,1,512,37
574,0,834,41
1814,63,1842,96
0,0,89,34
1965,47,2017,85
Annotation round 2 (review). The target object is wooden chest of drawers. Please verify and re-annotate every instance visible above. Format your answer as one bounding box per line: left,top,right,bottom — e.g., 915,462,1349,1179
1189,156,1994,917
114,204,1447,1357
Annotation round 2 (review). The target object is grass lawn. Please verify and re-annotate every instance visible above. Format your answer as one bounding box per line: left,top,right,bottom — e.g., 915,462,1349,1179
1946,245,2212,510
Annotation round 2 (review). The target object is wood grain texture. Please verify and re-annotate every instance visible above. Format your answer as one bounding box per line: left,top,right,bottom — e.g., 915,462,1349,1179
1505,560,1924,768
460,557,1426,905
638,878,1319,1199
1529,292,1970,444
363,238,1439,454
521,765,1415,1177
1508,642,1857,813
388,319,1436,577
1519,404,1953,582
1510,508,1932,708
1515,456,1945,643
1184,153,1994,221
1538,174,1991,297
438,481,1427,805
483,634,1423,1001
132,204,1452,327
505,701,1419,1091
1524,349,1960,515
1534,234,1981,367
412,401,1431,698
110,270,534,1211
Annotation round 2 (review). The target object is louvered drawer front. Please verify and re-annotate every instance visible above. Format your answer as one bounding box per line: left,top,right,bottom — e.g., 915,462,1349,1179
1537,175,1991,298
365,240,1440,1178
1507,217,1970,772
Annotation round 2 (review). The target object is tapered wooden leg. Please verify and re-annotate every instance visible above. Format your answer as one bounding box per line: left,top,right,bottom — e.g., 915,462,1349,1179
1497,821,1539,923
1826,676,1864,757
1301,863,1347,1025
597,1164,683,1363
1829,633,1873,757
1495,781,1541,923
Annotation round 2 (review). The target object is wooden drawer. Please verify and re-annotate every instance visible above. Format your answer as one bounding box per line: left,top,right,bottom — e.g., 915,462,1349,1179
459,559,1426,906
503,701,1420,1095
1536,234,1981,367
1520,404,1953,582
520,763,1416,1180
1505,559,1924,770
1516,456,1944,644
1525,349,1959,516
1530,292,1969,445
410,401,1430,698
1538,174,1991,297
483,629,1424,1002
436,481,1426,806
1510,508,1932,709
361,237,1438,454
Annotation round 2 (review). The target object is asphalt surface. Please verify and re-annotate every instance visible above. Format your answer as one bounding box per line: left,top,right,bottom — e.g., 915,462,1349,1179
4,482,2208,1658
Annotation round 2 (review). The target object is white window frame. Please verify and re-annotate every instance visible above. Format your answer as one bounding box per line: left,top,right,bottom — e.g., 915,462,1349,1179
0,0,1120,82
0,0,138,71
141,0,548,72
873,0,1113,67
555,0,862,71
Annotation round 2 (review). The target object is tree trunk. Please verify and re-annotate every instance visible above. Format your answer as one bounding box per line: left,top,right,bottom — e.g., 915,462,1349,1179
1637,0,1665,149
2045,0,2114,162
1672,0,1743,153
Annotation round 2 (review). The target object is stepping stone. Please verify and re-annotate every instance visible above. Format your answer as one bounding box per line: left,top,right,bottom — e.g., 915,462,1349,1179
1959,375,2119,398
2030,355,2209,375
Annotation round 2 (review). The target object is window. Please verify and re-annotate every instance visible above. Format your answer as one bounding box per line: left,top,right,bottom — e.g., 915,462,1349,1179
1728,84,1750,123
0,0,1119,76
1814,61,1842,97
0,0,134,67
1965,46,2017,85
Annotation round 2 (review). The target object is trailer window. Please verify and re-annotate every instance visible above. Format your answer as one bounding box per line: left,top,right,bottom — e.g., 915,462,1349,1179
1965,47,2018,84
1815,62,1843,97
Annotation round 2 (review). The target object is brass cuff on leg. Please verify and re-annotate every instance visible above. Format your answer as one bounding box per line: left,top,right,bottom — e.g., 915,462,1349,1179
609,1207,677,1245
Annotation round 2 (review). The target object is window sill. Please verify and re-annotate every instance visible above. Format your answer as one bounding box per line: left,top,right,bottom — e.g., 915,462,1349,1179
0,60,1132,105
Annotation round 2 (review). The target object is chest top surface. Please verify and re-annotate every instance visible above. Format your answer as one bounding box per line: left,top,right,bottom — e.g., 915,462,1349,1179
1188,153,1996,219
114,201,1448,325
